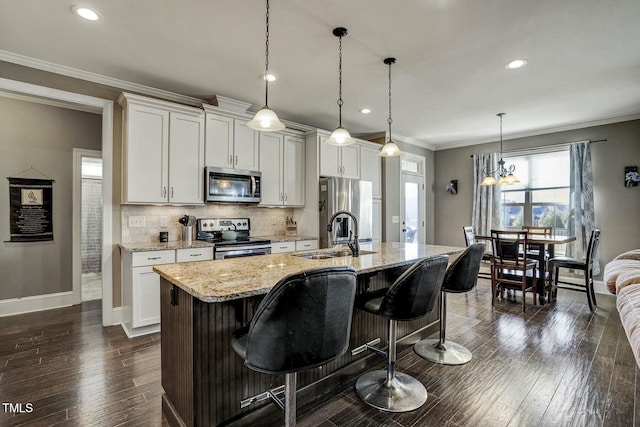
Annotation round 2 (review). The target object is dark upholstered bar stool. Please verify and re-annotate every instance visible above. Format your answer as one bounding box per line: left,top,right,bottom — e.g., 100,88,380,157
352,255,448,412
231,266,357,427
414,243,485,365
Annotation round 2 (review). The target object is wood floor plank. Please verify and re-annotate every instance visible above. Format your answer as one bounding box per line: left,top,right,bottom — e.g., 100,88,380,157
0,281,636,427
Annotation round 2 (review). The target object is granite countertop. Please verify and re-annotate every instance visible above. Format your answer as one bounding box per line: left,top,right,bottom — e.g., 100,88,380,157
256,235,319,243
153,242,464,303
119,240,215,252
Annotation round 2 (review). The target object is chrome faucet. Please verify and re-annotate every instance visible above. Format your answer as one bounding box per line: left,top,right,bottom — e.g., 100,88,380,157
327,211,360,257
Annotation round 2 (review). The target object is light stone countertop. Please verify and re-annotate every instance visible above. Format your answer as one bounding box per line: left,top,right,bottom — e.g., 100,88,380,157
119,240,215,252
153,242,464,303
255,235,318,243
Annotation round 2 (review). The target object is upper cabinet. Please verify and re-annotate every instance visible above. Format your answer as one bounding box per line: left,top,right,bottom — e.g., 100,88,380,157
119,93,204,205
204,112,259,171
359,144,382,199
319,135,360,179
259,132,305,207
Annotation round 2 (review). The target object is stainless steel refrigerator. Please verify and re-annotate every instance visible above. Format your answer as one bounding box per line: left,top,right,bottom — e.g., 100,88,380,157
319,177,373,249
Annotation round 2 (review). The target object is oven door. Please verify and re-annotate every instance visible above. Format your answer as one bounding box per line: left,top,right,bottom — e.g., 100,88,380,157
206,167,261,203
214,244,272,260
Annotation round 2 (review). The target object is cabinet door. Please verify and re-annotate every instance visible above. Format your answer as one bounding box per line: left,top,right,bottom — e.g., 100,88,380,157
283,135,305,206
259,132,284,206
360,145,381,198
233,119,259,170
319,137,341,177
204,113,234,168
124,104,169,203
132,266,161,327
340,144,360,179
169,112,205,204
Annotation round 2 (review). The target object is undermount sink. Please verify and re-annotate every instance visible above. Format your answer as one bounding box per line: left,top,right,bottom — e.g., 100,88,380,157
292,249,376,259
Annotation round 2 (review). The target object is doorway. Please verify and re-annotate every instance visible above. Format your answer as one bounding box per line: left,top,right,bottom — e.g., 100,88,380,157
73,149,103,304
400,153,426,244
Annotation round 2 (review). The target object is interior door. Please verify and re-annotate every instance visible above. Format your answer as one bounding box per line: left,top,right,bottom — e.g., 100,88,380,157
400,173,425,243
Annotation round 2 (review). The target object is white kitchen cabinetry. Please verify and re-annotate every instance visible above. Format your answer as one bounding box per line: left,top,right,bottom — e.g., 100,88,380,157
360,144,382,199
295,240,318,251
259,133,305,206
119,93,204,205
319,135,360,179
204,112,259,171
271,241,297,253
121,247,213,337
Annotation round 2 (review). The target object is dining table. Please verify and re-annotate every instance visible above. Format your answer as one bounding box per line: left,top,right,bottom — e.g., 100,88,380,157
478,232,576,304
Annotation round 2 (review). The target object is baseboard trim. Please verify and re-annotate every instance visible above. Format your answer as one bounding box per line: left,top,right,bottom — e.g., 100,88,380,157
0,291,74,317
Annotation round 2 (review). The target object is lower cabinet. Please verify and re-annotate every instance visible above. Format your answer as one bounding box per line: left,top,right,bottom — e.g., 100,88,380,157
121,247,213,337
271,239,318,254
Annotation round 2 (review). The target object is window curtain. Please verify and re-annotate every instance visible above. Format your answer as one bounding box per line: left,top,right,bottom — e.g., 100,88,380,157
472,153,502,236
569,142,599,274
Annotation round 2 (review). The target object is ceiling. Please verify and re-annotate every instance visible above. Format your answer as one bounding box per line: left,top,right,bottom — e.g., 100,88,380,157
2,0,640,150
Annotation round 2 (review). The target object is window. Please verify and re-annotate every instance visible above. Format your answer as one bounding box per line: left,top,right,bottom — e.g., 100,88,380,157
500,150,570,238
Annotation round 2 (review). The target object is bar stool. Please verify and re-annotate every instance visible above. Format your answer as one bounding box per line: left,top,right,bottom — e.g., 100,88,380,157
352,255,448,412
414,243,485,365
231,266,357,427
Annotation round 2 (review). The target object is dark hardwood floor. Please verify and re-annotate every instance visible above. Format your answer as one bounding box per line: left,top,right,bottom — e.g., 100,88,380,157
0,279,636,426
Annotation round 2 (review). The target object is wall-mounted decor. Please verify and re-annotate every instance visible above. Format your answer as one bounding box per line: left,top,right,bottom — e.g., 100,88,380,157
446,180,458,195
7,177,54,242
625,166,639,187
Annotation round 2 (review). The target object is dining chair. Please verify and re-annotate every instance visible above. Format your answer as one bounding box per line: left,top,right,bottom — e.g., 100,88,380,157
490,229,538,312
547,229,601,312
463,225,492,280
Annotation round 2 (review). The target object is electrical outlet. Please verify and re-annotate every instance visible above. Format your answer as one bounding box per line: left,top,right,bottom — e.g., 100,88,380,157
160,216,168,227
128,216,145,228
391,216,400,224
271,216,277,225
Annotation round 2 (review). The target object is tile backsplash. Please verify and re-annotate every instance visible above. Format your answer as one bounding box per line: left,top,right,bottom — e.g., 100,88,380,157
121,205,296,244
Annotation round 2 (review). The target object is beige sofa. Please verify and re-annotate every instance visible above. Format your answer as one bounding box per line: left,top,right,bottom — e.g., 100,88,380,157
604,249,640,366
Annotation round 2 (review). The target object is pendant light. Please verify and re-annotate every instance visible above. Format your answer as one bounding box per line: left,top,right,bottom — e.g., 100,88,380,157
248,0,285,132
378,57,401,157
326,27,355,146
480,113,519,185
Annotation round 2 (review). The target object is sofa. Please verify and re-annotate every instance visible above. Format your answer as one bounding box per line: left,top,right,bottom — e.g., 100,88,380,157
604,249,640,367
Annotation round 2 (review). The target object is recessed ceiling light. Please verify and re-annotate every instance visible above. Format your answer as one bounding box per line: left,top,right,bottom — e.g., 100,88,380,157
359,108,371,114
72,6,100,21
262,73,276,82
505,59,528,69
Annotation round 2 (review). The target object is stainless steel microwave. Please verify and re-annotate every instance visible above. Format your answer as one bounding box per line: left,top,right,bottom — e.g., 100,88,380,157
205,167,261,203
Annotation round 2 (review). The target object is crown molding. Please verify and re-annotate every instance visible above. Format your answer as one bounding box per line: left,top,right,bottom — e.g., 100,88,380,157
433,113,640,151
0,49,204,107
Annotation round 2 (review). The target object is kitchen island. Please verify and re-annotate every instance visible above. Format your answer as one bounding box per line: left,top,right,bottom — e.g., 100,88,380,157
154,242,463,426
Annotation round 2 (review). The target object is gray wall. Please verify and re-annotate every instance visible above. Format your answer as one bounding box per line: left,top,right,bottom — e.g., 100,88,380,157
433,119,640,275
0,97,102,299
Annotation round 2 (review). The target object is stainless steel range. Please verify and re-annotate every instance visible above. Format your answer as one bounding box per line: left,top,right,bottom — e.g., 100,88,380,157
196,218,271,260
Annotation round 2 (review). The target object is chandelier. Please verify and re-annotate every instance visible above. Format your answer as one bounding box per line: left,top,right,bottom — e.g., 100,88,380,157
480,113,519,186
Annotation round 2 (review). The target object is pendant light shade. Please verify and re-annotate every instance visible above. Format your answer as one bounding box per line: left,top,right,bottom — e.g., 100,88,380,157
379,57,401,157
248,0,285,132
480,113,518,185
326,27,355,146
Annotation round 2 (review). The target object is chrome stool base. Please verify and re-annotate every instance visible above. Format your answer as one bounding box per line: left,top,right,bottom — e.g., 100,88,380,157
414,339,472,365
355,370,427,412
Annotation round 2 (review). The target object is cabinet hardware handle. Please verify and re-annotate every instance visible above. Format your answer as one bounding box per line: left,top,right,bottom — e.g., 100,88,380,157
162,186,167,197
280,192,283,201
190,253,202,257
235,155,238,165
284,193,287,201
279,246,288,249
147,256,162,260
303,244,311,247
171,187,174,198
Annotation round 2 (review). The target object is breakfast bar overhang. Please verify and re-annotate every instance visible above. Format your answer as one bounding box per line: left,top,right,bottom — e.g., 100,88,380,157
154,242,463,426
